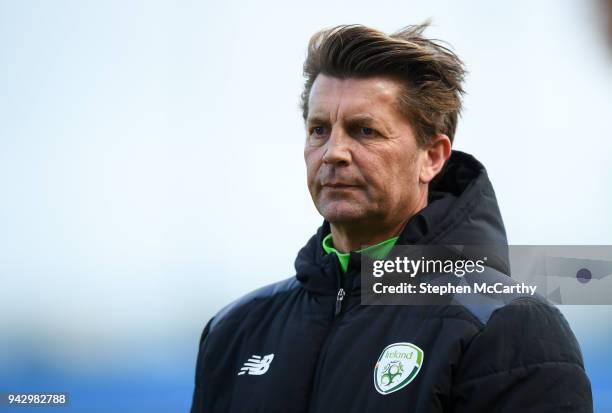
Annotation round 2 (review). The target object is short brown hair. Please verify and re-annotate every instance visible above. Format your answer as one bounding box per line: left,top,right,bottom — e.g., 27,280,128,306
300,23,466,146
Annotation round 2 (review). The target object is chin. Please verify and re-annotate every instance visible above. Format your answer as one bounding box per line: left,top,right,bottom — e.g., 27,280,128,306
319,202,366,223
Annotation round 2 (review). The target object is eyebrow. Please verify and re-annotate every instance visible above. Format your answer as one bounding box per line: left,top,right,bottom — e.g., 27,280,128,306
345,114,392,135
305,113,393,135
306,113,382,125
345,114,378,125
305,115,329,126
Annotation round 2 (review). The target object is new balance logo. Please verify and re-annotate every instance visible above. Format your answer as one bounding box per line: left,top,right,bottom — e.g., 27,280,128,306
237,354,275,376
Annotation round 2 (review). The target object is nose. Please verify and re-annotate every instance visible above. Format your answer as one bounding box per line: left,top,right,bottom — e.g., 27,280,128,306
322,127,351,166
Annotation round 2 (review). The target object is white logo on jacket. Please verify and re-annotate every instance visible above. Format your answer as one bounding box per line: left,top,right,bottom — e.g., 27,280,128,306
374,343,424,395
237,354,275,376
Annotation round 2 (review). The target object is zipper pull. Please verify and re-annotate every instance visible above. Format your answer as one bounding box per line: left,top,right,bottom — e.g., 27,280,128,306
335,288,345,316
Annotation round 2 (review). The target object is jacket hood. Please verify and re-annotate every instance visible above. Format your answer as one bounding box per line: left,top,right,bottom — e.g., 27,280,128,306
294,150,509,294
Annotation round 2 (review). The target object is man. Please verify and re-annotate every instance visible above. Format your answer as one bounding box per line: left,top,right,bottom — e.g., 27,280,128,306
190,24,592,412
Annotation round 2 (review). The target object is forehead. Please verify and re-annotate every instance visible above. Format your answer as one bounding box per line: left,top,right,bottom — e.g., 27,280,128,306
307,74,403,121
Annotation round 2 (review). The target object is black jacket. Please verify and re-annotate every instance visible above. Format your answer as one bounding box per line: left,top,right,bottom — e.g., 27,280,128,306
190,150,593,412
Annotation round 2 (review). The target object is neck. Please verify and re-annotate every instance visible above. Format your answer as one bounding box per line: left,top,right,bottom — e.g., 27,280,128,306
329,220,405,252
330,192,428,252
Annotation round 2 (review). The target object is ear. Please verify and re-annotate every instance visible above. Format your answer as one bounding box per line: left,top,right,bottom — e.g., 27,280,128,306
419,134,452,184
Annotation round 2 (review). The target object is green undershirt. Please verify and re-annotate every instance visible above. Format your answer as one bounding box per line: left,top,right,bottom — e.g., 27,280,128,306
322,233,399,273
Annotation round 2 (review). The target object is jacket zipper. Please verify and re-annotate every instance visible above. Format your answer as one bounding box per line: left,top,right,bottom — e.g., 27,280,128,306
334,287,345,316
305,256,347,413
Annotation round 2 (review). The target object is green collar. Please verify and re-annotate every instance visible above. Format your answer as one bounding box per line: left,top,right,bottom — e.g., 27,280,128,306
322,233,399,273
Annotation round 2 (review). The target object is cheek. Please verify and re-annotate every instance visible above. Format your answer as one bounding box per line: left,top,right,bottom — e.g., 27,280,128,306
396,145,422,178
381,154,420,197
304,149,321,184
357,150,397,188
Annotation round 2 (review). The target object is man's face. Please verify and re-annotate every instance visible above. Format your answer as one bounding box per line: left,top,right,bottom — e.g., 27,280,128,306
304,74,429,227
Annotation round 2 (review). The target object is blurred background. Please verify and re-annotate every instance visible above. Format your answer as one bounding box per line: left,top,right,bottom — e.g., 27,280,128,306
1,0,611,411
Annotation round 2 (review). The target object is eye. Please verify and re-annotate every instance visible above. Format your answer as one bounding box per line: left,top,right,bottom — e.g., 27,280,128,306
307,125,328,146
309,126,329,139
313,126,326,135
361,127,374,136
354,126,378,138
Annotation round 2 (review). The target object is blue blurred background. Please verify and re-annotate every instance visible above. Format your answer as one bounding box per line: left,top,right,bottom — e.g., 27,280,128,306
1,0,611,411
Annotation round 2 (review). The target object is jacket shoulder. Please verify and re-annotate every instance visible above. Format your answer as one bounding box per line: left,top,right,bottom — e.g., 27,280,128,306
209,276,300,332
451,265,549,326
450,268,592,411
452,287,591,411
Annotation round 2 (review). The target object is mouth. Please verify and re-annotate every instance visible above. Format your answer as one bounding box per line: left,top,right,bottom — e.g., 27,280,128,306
321,183,359,189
